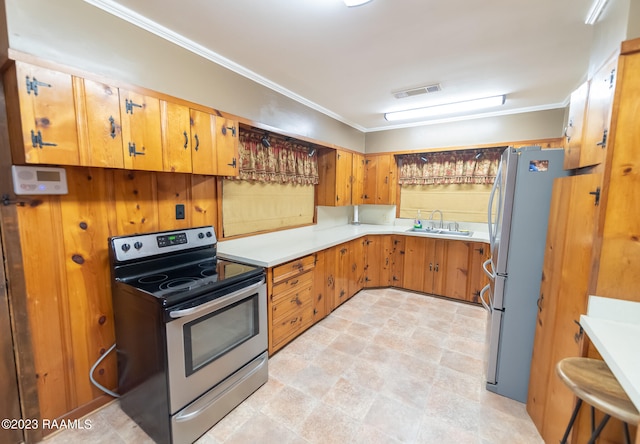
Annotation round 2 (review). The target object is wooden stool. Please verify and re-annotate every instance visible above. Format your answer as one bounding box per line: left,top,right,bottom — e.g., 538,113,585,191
556,357,640,444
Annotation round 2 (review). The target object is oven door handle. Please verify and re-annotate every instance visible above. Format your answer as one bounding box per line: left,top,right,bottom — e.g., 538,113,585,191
169,279,265,319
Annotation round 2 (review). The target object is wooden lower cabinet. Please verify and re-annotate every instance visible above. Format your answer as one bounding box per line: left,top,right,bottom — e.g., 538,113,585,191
467,242,490,304
268,254,317,354
267,235,488,355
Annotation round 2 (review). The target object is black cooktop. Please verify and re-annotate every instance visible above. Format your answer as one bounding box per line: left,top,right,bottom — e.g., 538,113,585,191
118,256,263,303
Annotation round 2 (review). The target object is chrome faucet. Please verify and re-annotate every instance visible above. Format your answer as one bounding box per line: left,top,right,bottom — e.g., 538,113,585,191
429,209,444,229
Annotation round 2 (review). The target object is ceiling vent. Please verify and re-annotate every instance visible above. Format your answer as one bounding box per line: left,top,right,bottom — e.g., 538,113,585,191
393,83,442,99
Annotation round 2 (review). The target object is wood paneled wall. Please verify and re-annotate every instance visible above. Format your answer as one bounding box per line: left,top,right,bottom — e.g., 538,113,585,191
15,167,217,424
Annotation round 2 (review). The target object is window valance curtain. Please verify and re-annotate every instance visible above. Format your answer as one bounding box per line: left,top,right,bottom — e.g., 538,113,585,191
398,147,504,185
234,132,319,185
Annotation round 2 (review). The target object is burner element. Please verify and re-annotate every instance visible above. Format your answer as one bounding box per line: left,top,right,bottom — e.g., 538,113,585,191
139,274,168,284
201,267,216,277
160,277,200,290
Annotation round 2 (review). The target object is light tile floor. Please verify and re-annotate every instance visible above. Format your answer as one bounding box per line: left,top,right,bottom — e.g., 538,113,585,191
44,288,544,444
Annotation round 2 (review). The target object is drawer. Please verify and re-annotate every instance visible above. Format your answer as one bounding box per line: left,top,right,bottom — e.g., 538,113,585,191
271,300,314,346
272,270,313,299
272,254,315,284
271,280,314,322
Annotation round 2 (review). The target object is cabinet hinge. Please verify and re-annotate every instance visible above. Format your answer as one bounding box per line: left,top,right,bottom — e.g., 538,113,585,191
221,126,236,137
596,129,608,148
125,99,143,114
227,158,237,168
30,130,57,149
128,142,145,157
25,76,52,96
589,187,601,206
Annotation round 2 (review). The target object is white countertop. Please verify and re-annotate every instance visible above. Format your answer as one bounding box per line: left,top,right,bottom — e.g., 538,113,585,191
217,222,489,267
580,296,640,411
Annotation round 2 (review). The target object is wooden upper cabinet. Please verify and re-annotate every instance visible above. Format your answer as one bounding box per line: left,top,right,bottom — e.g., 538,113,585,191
563,81,589,170
580,55,618,168
364,154,397,205
120,89,163,171
352,152,365,205
161,100,192,173
190,109,216,175
5,61,80,165
75,77,124,168
214,116,239,177
317,149,353,206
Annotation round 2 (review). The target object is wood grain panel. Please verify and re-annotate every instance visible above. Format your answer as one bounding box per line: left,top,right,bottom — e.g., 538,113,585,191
190,175,217,229
59,168,117,405
120,90,163,171
156,172,192,231
113,170,159,235
161,100,192,173
75,78,124,169
17,198,73,420
13,62,80,165
190,109,216,175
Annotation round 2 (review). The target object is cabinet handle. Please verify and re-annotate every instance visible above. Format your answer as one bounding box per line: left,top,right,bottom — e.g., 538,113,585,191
435,263,439,272
109,116,117,139
429,262,433,271
221,125,237,137
125,99,143,114
30,130,57,149
227,158,237,168
194,134,200,151
183,131,189,149
537,293,544,312
128,142,145,157
290,279,299,285
25,76,52,96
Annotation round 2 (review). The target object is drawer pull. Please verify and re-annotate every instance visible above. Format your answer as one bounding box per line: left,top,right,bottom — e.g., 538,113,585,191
290,279,299,285
290,296,302,306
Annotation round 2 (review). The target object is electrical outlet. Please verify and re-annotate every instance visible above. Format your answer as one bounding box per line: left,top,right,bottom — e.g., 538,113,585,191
175,204,185,220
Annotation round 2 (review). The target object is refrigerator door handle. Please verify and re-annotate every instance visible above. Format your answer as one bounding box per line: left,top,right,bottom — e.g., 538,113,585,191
482,258,495,280
487,159,503,250
479,283,492,312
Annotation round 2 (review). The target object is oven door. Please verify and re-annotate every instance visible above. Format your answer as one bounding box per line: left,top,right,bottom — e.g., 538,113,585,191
165,278,267,414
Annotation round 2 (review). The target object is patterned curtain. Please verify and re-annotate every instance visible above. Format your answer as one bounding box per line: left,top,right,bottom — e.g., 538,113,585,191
397,147,505,185
233,131,319,185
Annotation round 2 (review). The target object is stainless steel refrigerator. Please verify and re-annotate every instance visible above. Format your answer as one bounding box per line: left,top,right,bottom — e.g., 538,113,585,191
480,146,568,403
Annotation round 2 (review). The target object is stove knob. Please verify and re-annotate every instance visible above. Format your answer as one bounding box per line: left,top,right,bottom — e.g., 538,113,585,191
121,243,131,252
134,241,143,250
198,233,205,239
206,231,213,238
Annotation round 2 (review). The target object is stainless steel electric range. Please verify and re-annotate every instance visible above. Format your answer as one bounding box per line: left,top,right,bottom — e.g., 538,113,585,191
109,226,268,444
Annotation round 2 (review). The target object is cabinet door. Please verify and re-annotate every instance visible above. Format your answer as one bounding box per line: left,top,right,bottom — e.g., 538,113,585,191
527,176,572,432
424,238,445,295
391,236,405,286
190,109,216,175
580,56,617,168
75,77,124,168
535,174,602,443
324,246,338,312
161,100,192,173
563,82,588,170
364,235,392,288
467,242,490,304
10,61,79,165
439,240,470,300
335,150,353,206
363,155,377,204
348,238,365,298
214,116,239,176
312,251,328,321
375,154,397,205
403,236,427,292
333,243,350,307
120,89,163,171
352,152,365,205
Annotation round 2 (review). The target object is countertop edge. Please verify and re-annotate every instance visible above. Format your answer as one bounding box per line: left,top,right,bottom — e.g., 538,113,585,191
217,224,490,268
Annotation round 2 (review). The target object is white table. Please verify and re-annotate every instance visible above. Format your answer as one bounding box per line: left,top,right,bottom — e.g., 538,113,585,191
580,295,640,411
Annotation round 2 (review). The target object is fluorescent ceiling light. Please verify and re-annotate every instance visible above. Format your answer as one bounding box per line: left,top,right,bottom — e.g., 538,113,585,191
384,95,506,122
585,0,609,25
344,0,373,7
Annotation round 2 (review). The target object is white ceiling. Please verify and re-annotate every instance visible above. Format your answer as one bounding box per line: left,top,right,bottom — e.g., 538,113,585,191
85,0,595,132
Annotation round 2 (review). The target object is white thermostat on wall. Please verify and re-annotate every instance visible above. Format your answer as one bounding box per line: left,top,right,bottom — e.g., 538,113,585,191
11,165,69,195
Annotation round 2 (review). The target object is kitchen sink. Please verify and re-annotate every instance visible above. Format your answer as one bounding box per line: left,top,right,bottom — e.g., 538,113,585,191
406,227,473,237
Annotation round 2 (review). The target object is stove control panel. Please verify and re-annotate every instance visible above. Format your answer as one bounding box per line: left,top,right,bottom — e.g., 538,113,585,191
111,226,217,262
